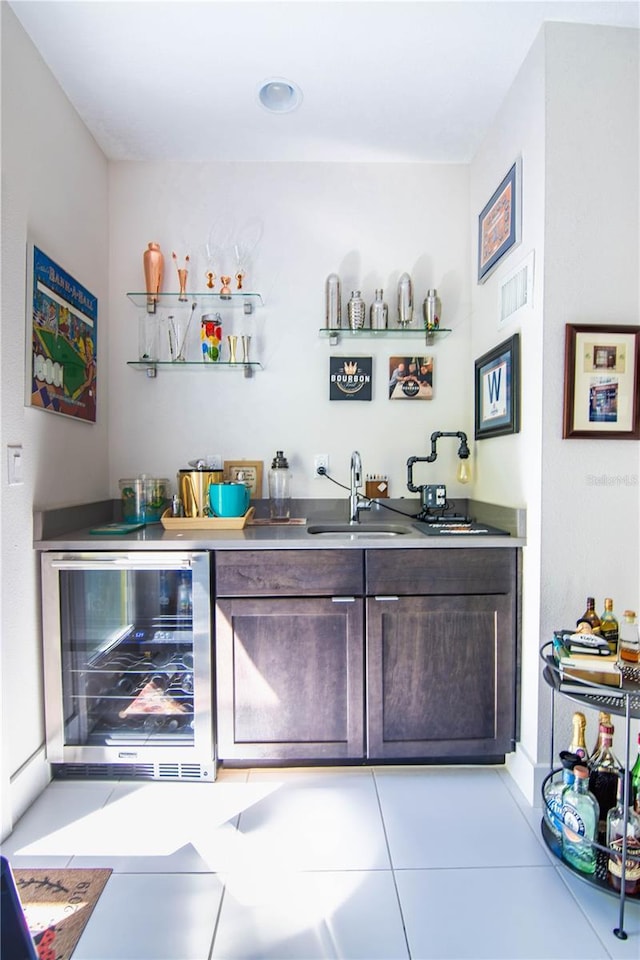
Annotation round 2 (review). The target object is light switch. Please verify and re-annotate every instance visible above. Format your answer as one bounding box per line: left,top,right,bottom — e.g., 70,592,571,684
7,444,23,485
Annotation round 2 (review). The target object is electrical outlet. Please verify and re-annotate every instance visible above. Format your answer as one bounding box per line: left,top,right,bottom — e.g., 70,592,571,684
314,454,329,476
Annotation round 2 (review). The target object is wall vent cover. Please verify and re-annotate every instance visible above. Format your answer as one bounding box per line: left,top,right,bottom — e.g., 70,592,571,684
498,252,534,327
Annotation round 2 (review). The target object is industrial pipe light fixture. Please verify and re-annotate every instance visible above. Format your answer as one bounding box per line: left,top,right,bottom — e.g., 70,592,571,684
258,78,303,113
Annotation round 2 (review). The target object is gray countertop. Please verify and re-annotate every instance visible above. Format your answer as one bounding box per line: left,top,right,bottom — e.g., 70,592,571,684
34,498,526,551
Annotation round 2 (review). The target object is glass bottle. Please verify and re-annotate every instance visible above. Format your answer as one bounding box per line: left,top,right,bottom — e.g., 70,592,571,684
569,711,589,762
268,450,291,520
606,772,640,895
599,598,619,655
577,596,601,634
619,610,639,663
561,764,599,874
631,733,640,814
588,716,622,839
177,573,192,617
347,290,367,330
544,750,582,840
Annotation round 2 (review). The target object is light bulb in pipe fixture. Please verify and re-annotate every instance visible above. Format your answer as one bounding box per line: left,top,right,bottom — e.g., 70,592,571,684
457,458,471,484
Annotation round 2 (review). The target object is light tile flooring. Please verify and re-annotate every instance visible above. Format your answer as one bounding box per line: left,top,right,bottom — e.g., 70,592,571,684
2,765,640,959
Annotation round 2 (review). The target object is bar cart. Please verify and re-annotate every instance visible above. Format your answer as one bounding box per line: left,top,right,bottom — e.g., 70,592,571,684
40,551,215,781
540,642,640,938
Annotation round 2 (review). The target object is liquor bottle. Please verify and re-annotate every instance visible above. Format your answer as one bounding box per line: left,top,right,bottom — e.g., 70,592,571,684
589,716,622,839
577,596,601,633
561,764,599,874
619,610,639,663
590,711,611,757
544,750,582,839
606,772,640,895
569,711,589,762
599,598,619,655
631,733,640,814
177,573,192,617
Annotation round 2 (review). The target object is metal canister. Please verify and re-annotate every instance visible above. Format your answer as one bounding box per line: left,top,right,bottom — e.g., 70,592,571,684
177,469,223,518
370,289,388,329
423,289,441,330
397,273,413,326
325,273,342,328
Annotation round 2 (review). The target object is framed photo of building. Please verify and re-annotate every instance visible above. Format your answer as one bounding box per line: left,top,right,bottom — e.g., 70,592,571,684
26,244,98,422
563,324,640,439
478,158,522,283
474,334,520,439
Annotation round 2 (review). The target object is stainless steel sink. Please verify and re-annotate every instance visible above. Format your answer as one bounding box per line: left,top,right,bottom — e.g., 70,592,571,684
306,522,411,538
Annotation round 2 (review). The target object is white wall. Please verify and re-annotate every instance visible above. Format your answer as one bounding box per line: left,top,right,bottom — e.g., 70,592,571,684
540,23,640,763
470,27,547,800
471,23,639,802
0,4,109,835
108,162,472,498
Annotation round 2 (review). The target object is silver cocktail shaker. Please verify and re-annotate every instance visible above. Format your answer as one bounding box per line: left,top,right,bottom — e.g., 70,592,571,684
397,273,413,326
325,273,342,328
370,289,388,329
347,290,367,330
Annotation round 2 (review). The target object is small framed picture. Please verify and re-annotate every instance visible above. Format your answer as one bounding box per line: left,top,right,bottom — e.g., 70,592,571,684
388,356,433,400
563,324,640,439
223,460,264,497
478,159,522,283
474,334,520,439
329,357,372,400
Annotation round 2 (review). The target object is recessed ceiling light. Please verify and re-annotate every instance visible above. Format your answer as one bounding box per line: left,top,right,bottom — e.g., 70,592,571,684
258,78,303,114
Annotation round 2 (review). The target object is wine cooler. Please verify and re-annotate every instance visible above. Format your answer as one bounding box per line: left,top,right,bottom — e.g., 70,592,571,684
40,551,215,781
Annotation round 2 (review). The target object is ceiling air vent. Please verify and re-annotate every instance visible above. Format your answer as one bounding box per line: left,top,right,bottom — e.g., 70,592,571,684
499,252,534,327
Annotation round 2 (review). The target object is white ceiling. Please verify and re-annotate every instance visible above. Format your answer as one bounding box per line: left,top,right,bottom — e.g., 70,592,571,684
8,0,640,163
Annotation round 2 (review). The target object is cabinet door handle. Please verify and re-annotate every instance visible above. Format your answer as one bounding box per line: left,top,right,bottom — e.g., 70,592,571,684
331,596,355,603
374,595,399,601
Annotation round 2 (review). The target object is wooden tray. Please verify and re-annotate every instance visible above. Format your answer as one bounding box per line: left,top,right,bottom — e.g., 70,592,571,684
161,506,255,530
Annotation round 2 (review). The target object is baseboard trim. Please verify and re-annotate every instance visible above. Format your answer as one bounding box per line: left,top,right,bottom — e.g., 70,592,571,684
3,746,51,840
505,743,546,807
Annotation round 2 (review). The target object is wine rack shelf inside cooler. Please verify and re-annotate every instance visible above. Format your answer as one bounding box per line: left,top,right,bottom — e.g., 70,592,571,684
70,621,196,746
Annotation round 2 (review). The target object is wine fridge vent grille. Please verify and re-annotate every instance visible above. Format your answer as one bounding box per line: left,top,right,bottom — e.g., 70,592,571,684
53,762,214,781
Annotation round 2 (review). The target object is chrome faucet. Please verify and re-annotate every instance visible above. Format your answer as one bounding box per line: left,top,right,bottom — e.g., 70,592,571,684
349,450,370,522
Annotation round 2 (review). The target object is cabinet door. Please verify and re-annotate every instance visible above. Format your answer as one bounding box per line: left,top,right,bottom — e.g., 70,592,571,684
367,594,515,760
216,596,364,761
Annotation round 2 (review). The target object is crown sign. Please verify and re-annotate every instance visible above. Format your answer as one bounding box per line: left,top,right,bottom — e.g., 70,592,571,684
343,360,358,375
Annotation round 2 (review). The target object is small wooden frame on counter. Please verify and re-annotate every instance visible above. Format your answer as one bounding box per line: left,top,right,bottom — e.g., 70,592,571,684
563,324,640,439
223,460,263,498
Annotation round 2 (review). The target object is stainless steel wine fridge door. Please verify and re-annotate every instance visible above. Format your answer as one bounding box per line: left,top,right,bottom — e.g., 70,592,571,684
40,551,215,780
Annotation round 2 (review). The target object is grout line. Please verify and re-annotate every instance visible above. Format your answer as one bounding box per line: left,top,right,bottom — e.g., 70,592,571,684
372,768,413,959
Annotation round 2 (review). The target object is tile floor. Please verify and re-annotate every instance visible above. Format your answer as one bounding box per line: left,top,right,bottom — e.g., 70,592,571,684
2,765,639,959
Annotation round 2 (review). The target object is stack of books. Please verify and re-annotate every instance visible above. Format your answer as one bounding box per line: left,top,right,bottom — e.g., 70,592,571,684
554,629,623,695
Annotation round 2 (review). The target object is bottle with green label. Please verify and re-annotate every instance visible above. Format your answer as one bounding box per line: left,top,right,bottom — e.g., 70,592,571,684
599,598,619,655
561,764,599,874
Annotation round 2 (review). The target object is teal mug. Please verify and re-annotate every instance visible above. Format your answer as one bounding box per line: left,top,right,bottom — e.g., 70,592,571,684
209,482,250,518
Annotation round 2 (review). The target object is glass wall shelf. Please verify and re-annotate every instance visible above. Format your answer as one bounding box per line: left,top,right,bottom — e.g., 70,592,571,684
127,292,263,314
127,361,261,379
319,326,452,345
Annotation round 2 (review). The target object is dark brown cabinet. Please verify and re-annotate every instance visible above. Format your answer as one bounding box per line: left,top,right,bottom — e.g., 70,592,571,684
215,550,364,761
366,549,518,761
214,547,519,764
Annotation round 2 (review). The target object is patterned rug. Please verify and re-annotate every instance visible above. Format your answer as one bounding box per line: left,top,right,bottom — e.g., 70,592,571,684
14,867,112,960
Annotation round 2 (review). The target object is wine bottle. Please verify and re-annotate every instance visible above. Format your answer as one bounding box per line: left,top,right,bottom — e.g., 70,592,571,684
599,598,619,655
569,711,589,762
561,765,599,875
606,772,640,895
589,716,622,839
577,596,601,633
